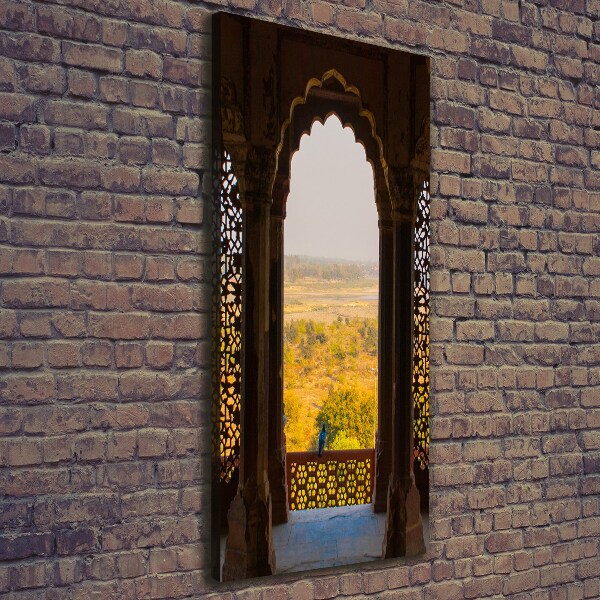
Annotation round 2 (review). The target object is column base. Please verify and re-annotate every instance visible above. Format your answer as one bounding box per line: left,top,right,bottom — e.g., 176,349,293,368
222,477,276,580
382,474,425,558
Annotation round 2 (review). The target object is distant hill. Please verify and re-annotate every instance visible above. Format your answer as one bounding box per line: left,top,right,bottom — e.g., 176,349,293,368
284,255,378,282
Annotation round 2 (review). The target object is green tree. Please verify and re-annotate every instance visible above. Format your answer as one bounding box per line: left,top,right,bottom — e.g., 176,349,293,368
330,432,361,450
316,384,376,450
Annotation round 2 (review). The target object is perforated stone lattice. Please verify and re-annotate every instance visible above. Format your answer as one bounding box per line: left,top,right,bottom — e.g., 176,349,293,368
413,180,430,470
287,451,374,510
216,164,430,482
218,151,243,481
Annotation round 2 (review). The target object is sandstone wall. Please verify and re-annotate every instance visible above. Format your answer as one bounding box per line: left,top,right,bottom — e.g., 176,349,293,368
0,0,599,598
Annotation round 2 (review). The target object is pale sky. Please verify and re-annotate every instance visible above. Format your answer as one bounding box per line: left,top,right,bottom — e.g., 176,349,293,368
285,115,379,263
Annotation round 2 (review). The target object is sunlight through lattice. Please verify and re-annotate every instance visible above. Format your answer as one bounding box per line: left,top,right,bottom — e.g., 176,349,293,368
218,151,242,481
413,180,430,470
287,450,374,510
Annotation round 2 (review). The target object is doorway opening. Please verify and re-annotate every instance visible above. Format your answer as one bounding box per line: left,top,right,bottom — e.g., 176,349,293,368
283,115,379,514
278,115,383,572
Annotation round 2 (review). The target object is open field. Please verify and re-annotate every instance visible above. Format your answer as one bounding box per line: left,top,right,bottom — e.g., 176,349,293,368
285,278,378,324
283,275,379,451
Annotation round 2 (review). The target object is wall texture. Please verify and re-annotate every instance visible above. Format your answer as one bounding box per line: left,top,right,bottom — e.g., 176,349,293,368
0,0,599,598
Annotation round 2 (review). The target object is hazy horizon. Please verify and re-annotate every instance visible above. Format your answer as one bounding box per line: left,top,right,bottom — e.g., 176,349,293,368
283,253,378,265
285,115,379,263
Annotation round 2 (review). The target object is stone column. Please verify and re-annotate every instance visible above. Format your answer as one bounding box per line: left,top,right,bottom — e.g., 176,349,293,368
222,146,277,580
268,175,289,525
374,216,393,513
382,171,425,559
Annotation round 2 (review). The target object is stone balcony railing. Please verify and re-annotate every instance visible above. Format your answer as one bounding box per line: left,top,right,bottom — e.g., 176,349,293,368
286,449,375,511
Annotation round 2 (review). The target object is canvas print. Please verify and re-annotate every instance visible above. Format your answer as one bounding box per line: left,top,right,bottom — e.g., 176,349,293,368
211,13,430,581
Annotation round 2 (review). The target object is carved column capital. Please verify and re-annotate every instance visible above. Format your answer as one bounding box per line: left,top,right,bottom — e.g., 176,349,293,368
379,217,394,233
241,145,278,206
388,167,417,222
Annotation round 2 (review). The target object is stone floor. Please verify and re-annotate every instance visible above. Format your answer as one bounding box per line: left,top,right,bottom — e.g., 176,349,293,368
273,504,386,574
221,504,429,576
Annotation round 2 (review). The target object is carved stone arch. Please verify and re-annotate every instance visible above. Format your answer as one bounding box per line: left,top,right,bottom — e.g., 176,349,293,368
275,69,392,220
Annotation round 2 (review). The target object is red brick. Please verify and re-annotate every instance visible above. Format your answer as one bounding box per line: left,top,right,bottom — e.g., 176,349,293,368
145,256,175,281
44,100,108,129
0,122,15,150
68,69,97,98
145,342,174,369
115,343,144,368
336,9,381,36
176,258,203,282
47,191,76,219
131,80,160,109
428,28,469,53
0,31,61,63
125,49,162,79
55,128,85,156
0,0,35,30
12,342,44,368
37,5,102,42
47,342,80,368
0,374,56,404
0,154,35,184
146,197,174,222
0,532,54,560
101,165,141,193
163,57,202,86
142,169,199,196
113,107,173,137
175,199,202,225
3,278,69,308
39,159,102,190
117,552,146,578
311,2,334,25
87,132,117,159
20,125,51,155
115,254,144,279
432,150,471,174
127,23,187,56
152,139,180,166
89,313,150,340
82,341,112,367
63,41,122,73
99,75,129,103
19,64,66,95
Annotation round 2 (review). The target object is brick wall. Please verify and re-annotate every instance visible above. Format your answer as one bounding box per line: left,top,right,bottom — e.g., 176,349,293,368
0,0,598,598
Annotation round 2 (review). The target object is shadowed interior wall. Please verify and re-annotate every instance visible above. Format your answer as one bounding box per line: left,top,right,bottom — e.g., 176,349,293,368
0,0,599,599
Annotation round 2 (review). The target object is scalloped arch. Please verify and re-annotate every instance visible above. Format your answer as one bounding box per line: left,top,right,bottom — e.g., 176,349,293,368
293,112,373,177
277,69,388,189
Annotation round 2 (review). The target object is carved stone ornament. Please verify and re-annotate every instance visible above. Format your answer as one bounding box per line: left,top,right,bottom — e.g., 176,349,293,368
414,114,430,165
262,61,278,140
221,77,245,141
242,145,278,203
389,167,417,220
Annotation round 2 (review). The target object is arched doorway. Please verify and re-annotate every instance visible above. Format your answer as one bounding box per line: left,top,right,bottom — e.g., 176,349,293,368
283,114,379,510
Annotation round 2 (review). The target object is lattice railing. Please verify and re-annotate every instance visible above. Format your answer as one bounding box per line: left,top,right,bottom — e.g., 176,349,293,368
286,449,375,510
